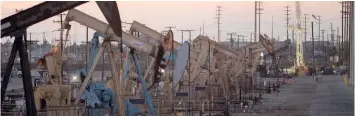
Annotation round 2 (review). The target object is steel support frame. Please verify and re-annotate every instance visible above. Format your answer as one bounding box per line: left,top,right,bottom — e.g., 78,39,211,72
1,1,87,37
130,49,156,116
1,30,37,116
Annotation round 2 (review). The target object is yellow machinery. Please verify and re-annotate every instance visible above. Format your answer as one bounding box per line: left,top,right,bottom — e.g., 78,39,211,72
34,26,73,111
285,1,309,76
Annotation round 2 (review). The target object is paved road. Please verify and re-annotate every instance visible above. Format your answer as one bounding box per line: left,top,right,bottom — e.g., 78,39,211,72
234,75,354,116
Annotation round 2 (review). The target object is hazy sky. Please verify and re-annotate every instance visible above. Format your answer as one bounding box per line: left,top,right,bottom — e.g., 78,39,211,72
1,1,342,44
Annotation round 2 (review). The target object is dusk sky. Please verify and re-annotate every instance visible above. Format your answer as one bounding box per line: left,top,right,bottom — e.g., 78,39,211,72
1,1,342,44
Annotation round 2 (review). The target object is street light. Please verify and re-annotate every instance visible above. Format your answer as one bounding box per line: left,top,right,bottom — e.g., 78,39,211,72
311,21,316,79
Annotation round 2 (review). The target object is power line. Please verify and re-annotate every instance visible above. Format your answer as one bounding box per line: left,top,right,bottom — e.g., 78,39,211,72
27,31,57,34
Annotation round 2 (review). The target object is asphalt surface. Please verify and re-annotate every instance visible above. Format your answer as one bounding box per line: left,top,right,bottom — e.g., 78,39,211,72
234,75,354,116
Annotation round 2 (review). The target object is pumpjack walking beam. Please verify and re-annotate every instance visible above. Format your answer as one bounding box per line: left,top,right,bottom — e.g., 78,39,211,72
1,30,37,116
1,1,87,37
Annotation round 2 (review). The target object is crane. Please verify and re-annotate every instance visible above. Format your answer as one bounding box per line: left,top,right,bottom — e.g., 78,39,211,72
286,1,308,76
294,1,308,76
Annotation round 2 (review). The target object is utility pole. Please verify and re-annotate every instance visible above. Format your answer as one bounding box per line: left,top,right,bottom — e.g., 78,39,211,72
236,35,243,49
272,16,274,39
312,15,321,69
53,13,67,55
311,22,315,79
27,33,39,62
42,32,45,56
347,1,350,68
16,9,37,61
178,30,185,43
199,26,202,35
80,26,89,74
318,16,321,45
341,1,345,65
181,29,194,116
241,35,247,46
292,30,295,44
53,13,67,84
314,15,321,44
344,1,348,70
254,1,257,43
227,32,237,49
178,29,195,43
344,1,353,76
203,22,205,36
257,1,263,42
304,14,309,51
165,26,176,30
184,30,195,43
321,29,326,63
285,5,291,63
285,6,291,41
337,26,340,61
216,6,222,43
330,23,335,66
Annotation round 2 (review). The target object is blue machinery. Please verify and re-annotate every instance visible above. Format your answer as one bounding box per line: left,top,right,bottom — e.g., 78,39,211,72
123,49,156,115
1,2,122,116
65,9,190,116
78,32,157,116
79,32,186,116
79,32,101,80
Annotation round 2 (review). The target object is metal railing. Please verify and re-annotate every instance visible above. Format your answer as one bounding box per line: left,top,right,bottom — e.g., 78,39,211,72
1,106,114,116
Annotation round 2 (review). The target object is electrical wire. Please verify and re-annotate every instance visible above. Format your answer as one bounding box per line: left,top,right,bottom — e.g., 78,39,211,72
27,30,58,34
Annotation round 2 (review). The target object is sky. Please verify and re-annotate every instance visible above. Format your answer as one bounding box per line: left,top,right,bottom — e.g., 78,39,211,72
0,1,343,44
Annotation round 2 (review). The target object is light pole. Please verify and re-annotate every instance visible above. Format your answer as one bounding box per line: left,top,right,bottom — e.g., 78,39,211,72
312,14,320,74
311,22,315,79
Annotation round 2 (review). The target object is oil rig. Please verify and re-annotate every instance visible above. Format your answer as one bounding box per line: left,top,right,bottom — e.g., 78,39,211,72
1,1,331,116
